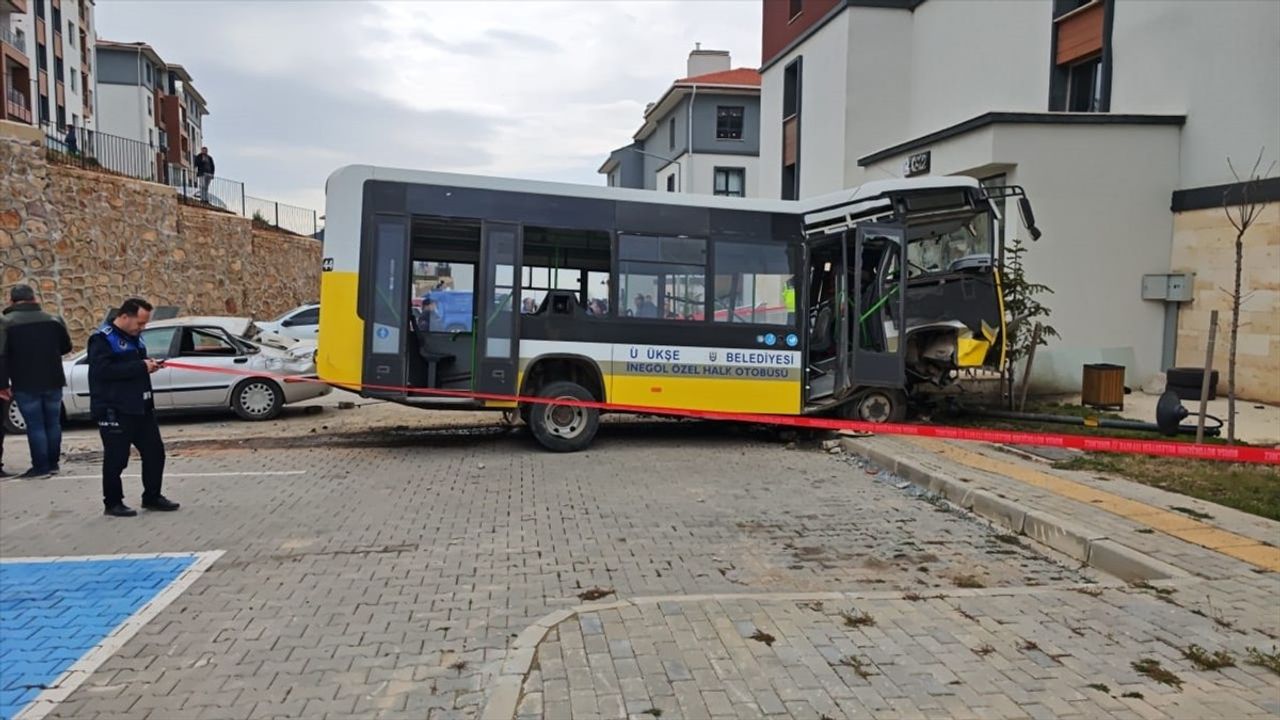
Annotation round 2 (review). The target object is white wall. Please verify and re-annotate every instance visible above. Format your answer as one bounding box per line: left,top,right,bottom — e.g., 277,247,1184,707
905,0,1051,136
758,64,784,199
1110,0,1280,189
996,124,1182,391
758,10,851,200
842,7,914,189
95,84,148,143
687,153,760,197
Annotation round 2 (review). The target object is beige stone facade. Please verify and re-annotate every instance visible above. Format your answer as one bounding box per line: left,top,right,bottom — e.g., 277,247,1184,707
0,121,320,350
1171,202,1280,403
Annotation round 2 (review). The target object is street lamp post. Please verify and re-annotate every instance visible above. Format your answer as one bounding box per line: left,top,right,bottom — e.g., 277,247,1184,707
628,147,682,193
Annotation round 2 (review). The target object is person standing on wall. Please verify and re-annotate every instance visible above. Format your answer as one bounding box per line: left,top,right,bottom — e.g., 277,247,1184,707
194,145,215,204
88,298,180,517
0,285,73,478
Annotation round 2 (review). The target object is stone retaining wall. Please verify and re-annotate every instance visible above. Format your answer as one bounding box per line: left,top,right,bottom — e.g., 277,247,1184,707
0,120,320,349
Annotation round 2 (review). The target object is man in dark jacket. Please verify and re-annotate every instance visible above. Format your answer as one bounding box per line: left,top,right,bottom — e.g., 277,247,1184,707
194,146,215,203
87,298,179,517
0,285,73,478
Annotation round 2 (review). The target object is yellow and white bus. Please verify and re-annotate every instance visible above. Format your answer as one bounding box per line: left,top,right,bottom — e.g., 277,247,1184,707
318,166,1040,451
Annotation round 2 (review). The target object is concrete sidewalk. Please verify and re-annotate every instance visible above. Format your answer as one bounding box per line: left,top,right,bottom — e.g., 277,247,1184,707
839,434,1280,579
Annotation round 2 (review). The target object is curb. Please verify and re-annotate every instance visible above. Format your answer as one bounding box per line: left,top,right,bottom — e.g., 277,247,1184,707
839,436,1190,583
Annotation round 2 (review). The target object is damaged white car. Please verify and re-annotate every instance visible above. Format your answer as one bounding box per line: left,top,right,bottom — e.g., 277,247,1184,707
4,317,330,434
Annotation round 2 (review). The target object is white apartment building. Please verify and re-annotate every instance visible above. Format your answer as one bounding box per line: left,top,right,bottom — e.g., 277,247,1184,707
10,0,95,129
599,48,763,198
759,0,1280,400
95,40,209,179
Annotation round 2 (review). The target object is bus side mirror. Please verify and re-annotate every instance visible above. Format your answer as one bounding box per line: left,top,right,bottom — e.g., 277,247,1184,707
1018,197,1043,241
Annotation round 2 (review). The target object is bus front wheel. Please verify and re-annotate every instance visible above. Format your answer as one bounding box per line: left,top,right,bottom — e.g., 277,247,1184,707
844,388,908,424
527,381,600,452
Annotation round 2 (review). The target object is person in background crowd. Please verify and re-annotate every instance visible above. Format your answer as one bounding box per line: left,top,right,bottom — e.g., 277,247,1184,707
0,285,73,478
522,297,537,314
88,298,179,517
194,146,215,203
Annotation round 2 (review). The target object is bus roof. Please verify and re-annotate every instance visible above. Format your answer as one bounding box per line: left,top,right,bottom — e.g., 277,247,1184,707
325,164,979,218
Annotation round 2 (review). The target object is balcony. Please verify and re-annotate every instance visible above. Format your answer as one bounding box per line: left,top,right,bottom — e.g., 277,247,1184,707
6,0,28,15
4,88,32,124
0,24,25,51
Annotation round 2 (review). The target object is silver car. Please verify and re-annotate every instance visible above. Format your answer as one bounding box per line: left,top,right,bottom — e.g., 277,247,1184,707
4,317,330,434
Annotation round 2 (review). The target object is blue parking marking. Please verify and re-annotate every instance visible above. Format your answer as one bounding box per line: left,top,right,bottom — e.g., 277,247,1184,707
0,555,199,720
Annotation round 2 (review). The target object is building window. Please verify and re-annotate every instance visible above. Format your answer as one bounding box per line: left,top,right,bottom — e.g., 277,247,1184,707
144,62,153,86
36,43,48,72
67,21,75,47
666,174,676,192
38,94,49,124
1066,56,1102,112
607,172,616,187
716,106,744,140
713,241,794,325
781,57,803,201
54,57,64,83
147,101,152,117
1053,0,1095,17
789,0,803,20
618,234,707,321
713,168,745,197
36,0,45,19
56,104,65,128
668,117,676,150
69,71,77,93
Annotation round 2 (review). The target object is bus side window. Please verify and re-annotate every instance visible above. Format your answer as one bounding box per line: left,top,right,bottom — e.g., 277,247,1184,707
618,234,707,322
712,241,794,326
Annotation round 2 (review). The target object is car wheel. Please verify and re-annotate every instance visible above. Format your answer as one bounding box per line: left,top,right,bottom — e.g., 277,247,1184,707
842,388,908,424
3,401,26,434
231,378,284,421
527,381,599,452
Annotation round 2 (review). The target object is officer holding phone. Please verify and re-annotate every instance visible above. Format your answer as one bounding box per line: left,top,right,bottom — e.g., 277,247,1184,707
87,298,179,517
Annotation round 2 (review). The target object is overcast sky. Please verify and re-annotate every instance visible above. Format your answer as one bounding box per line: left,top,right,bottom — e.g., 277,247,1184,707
96,0,761,214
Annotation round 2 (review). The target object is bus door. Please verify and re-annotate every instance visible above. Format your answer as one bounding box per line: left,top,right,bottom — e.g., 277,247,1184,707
803,233,852,402
851,224,907,389
476,222,522,396
363,215,411,398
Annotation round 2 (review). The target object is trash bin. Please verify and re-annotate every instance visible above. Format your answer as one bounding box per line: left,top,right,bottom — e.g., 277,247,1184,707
1082,363,1125,410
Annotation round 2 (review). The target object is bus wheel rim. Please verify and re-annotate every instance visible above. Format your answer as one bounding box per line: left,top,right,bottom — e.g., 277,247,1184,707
859,391,894,422
546,397,585,438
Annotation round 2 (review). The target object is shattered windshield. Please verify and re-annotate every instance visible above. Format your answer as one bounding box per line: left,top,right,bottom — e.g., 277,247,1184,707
906,212,993,276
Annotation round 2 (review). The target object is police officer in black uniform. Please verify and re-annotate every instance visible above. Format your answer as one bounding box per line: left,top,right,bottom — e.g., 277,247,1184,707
88,298,180,517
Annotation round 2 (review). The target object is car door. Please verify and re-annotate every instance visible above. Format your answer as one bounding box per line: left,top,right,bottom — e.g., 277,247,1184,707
138,326,180,409
166,326,244,408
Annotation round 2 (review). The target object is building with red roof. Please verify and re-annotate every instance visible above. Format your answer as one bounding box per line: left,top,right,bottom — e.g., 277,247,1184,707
599,46,762,198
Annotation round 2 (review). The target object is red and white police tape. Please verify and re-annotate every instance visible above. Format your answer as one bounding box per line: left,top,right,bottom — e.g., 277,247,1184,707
161,360,1280,465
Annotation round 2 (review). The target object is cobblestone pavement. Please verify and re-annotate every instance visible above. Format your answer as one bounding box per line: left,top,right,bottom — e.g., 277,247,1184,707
0,420,1276,719
518,580,1280,720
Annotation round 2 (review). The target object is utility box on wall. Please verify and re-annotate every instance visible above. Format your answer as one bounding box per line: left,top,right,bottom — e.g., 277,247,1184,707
1142,273,1195,302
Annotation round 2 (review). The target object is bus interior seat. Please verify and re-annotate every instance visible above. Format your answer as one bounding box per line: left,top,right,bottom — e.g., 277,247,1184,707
407,322,456,389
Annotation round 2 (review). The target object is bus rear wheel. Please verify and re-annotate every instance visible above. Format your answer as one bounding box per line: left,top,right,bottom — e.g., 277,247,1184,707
844,388,908,424
527,381,600,452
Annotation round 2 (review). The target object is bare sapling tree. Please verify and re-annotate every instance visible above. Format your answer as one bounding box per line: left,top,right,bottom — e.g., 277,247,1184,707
1221,148,1276,444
